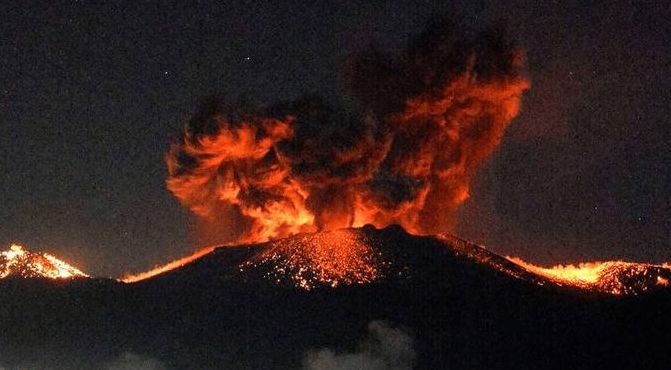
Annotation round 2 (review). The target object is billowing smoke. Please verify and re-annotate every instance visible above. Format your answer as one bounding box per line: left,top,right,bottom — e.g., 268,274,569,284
167,19,529,243
303,321,415,370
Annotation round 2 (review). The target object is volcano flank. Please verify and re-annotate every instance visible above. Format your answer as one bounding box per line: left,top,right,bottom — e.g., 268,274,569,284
1,226,671,369
122,225,671,297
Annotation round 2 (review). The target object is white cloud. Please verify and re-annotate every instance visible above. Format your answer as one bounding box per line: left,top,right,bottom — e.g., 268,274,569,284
303,321,415,370
105,352,166,370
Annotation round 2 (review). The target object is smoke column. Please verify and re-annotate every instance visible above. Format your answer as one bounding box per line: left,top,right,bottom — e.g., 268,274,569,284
166,19,529,243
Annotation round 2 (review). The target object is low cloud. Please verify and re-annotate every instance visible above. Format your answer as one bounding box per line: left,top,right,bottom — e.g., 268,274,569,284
0,352,165,370
104,352,166,370
2,325,414,370
303,321,415,370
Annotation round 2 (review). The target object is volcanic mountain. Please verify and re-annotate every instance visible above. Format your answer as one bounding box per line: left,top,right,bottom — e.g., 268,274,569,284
122,225,671,296
1,226,671,370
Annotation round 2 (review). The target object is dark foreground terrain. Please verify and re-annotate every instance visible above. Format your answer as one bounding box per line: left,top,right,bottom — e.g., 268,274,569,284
1,226,670,369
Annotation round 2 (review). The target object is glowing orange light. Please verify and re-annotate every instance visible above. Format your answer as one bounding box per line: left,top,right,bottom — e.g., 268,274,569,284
0,244,88,279
240,229,390,290
118,229,671,296
506,256,671,295
121,246,216,283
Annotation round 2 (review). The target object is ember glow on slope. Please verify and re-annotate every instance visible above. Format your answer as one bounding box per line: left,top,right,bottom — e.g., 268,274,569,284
2,237,671,296
239,229,391,290
506,257,671,295
113,229,671,296
120,245,215,283
0,244,88,279
120,229,391,287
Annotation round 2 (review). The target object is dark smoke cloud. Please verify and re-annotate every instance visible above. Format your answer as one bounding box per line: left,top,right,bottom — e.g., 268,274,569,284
166,17,529,242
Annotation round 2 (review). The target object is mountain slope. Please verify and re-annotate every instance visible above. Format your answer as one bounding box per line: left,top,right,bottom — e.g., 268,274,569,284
127,225,671,296
1,226,671,370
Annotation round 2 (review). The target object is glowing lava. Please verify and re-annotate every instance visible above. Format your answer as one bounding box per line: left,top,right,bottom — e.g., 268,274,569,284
121,246,216,283
0,244,88,279
506,257,671,295
240,228,399,290
118,227,671,296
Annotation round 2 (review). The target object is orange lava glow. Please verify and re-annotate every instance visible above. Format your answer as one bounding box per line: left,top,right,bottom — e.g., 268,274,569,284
240,229,395,290
116,228,671,296
507,257,671,295
0,244,88,279
121,246,216,283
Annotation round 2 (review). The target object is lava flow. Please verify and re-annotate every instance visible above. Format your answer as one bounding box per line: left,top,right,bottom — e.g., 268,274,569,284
0,244,88,280
121,245,216,283
506,257,671,295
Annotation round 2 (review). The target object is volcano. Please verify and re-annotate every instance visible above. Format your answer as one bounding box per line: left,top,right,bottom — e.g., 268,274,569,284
122,225,671,296
2,226,670,370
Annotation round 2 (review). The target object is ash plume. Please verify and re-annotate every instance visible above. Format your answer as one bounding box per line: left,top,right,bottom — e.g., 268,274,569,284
166,18,529,243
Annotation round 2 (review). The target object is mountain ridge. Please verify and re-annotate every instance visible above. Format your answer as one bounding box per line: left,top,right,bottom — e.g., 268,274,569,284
121,225,671,296
1,225,671,369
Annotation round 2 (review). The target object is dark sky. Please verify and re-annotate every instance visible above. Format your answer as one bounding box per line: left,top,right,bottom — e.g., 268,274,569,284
1,1,669,277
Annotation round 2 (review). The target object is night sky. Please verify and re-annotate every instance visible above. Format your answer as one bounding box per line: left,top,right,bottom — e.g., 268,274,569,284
1,1,669,278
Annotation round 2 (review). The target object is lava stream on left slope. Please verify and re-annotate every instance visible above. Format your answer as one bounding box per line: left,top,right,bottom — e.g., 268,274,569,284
121,245,216,283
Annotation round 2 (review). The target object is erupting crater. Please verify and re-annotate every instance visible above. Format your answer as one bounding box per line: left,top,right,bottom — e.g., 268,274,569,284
239,228,404,290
